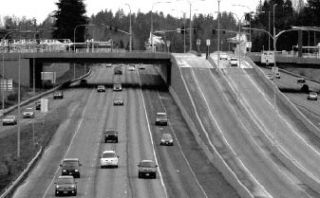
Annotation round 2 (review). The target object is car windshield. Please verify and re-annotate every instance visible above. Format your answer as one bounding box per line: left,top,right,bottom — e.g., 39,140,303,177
162,134,172,139
105,130,117,135
102,153,116,158
139,161,156,167
6,115,15,119
62,160,79,167
57,177,74,184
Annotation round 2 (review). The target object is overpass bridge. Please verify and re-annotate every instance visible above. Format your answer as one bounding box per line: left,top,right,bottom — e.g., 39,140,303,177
0,52,171,88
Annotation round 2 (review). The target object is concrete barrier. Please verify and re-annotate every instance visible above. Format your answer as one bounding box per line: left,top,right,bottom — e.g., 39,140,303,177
1,69,92,117
242,56,320,194
169,56,256,198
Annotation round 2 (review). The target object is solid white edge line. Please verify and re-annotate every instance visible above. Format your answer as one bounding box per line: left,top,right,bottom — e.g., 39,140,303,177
188,66,272,198
137,71,169,198
156,91,208,198
41,89,95,198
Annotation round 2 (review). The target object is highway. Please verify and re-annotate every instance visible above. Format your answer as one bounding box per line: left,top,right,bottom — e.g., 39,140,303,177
11,64,238,198
171,53,320,197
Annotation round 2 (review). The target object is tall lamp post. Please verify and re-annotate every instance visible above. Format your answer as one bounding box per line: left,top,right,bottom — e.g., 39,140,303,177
273,4,277,66
125,3,132,52
187,0,205,52
217,0,221,66
151,1,172,52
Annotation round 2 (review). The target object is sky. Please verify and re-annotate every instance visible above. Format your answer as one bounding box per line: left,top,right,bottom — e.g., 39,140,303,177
0,0,260,24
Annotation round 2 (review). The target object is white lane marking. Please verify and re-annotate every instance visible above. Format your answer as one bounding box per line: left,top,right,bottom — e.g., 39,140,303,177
178,66,264,197
137,71,168,198
224,69,320,184
208,68,302,194
156,91,208,198
239,68,320,169
41,89,95,198
189,67,272,198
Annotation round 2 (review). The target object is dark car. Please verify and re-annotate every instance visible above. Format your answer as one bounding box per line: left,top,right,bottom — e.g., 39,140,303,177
160,133,174,146
53,91,64,99
60,158,82,178
35,100,41,110
55,176,77,196
114,68,122,75
138,160,158,179
104,130,118,143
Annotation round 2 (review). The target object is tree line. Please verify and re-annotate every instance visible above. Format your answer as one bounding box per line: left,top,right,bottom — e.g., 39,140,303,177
1,0,320,52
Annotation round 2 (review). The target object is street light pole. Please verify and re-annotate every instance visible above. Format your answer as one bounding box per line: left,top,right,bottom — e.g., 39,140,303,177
189,2,192,51
217,0,221,66
273,4,277,67
125,3,132,52
150,1,172,52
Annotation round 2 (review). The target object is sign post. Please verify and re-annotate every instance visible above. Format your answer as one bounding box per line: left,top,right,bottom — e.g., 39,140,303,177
206,39,211,59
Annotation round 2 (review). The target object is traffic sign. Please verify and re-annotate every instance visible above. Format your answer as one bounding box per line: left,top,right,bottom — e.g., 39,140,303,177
206,39,211,46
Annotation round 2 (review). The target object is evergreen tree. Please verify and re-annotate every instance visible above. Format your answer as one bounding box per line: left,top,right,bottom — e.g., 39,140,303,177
52,0,88,42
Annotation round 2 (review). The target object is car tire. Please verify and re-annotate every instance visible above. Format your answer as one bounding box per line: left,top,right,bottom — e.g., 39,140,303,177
153,173,156,179
74,191,77,196
138,173,142,178
55,191,59,196
115,139,118,143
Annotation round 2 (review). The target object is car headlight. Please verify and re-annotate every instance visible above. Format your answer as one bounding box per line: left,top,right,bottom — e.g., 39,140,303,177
169,140,173,143
62,169,67,172
75,169,79,172
161,139,165,142
56,185,60,189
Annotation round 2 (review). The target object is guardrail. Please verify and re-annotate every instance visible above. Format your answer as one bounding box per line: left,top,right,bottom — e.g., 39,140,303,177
0,69,92,198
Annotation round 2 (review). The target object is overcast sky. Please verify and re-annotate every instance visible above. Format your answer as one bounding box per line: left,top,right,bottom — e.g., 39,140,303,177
0,0,260,23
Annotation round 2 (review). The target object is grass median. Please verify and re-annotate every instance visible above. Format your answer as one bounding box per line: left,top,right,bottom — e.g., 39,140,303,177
0,106,67,194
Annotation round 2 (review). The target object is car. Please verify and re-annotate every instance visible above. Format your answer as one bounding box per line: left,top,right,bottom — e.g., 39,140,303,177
60,158,82,178
55,176,77,196
104,130,118,143
137,160,158,179
114,68,122,75
100,150,119,168
219,54,228,60
113,97,124,106
230,58,238,67
155,112,168,126
35,100,41,110
97,85,106,92
307,92,318,101
113,83,122,91
105,63,112,67
160,133,174,146
266,73,273,80
297,77,306,83
2,115,17,125
22,107,35,118
275,72,280,79
53,91,64,99
128,65,135,71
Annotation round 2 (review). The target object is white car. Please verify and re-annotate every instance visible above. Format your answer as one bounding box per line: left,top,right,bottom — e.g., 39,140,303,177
100,150,119,168
113,83,122,91
230,58,238,67
155,112,168,126
22,107,35,118
2,115,17,125
128,65,135,71
308,92,318,101
97,85,106,92
219,54,228,60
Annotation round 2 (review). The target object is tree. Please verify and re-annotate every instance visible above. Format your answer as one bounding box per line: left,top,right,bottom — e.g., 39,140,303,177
52,0,88,42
